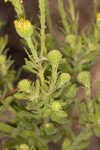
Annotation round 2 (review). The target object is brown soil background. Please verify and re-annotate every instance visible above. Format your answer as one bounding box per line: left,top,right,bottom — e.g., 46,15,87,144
0,0,100,149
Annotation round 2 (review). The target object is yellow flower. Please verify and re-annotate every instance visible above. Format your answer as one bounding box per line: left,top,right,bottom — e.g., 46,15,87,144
14,18,33,38
96,13,100,22
4,0,8,2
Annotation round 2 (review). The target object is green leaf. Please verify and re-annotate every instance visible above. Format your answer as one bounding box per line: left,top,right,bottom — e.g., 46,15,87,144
70,130,92,150
77,140,90,150
42,108,51,118
50,111,67,124
36,141,49,150
46,34,58,50
62,138,71,150
80,51,99,64
66,84,78,98
3,136,27,150
79,103,88,125
0,96,13,116
61,44,72,57
94,125,100,137
0,122,14,133
0,35,8,52
14,93,27,99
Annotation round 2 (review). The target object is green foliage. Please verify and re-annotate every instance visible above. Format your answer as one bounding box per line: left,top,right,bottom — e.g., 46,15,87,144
62,138,71,150
1,0,100,150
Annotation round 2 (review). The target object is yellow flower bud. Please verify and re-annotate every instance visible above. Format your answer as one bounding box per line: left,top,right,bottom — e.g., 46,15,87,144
14,18,33,38
96,13,100,28
4,0,8,2
96,13,100,22
51,101,62,111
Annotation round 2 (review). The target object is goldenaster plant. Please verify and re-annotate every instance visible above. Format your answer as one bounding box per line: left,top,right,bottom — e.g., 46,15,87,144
0,0,100,150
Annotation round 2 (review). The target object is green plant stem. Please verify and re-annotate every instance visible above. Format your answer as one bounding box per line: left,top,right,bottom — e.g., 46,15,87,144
69,130,92,150
50,64,58,92
94,0,99,16
26,37,38,61
57,0,69,34
35,80,40,98
9,0,25,17
0,96,13,117
45,0,54,35
39,0,46,56
39,68,45,87
85,87,93,113
68,0,76,21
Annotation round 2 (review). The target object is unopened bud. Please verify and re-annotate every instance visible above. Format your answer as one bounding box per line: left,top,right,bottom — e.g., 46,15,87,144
17,79,31,92
65,34,75,44
47,50,62,65
77,71,90,88
57,73,71,88
51,101,62,111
